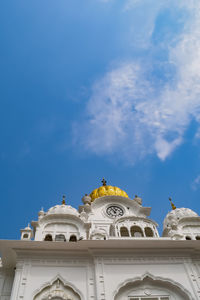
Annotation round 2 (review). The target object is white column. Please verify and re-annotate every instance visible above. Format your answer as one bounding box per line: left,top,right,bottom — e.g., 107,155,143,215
10,262,23,300
93,256,106,300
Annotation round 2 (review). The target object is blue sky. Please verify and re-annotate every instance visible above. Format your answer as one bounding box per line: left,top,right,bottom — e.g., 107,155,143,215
1,0,200,238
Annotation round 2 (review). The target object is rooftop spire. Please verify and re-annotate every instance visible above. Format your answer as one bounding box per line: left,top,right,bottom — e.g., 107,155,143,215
101,178,107,186
169,197,176,210
62,195,66,205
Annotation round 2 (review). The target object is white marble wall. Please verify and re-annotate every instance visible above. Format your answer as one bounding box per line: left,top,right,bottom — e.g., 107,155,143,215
0,268,14,300
4,250,200,300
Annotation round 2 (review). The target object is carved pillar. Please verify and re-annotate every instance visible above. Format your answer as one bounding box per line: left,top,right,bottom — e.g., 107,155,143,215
86,261,96,300
18,260,31,299
93,257,106,300
10,261,23,300
184,257,200,299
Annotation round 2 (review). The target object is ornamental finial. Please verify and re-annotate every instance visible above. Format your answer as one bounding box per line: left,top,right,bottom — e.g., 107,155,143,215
101,178,107,186
62,195,66,205
169,197,176,210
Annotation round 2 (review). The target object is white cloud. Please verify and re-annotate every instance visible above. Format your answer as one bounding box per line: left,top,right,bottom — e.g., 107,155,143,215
191,175,200,191
75,0,200,163
124,0,152,11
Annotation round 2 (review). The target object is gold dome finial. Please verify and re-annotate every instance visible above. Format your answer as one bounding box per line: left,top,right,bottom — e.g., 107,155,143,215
62,195,66,205
101,178,107,186
169,197,176,210
90,179,128,202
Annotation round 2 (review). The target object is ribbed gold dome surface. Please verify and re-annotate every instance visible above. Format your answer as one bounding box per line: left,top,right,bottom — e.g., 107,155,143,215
90,184,129,202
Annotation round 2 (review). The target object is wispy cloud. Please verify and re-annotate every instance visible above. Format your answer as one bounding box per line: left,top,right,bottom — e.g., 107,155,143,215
191,175,200,191
124,0,155,11
75,0,200,163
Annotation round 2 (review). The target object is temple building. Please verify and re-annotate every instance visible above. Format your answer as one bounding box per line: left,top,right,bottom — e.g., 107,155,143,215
0,179,200,300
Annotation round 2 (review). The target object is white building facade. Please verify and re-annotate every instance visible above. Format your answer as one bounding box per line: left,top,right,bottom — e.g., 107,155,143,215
1,181,200,300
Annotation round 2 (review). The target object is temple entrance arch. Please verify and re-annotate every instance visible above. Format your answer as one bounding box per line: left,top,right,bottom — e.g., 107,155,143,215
114,274,194,300
33,277,81,300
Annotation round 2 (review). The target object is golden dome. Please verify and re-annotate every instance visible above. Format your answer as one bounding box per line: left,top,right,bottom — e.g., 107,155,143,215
90,179,129,202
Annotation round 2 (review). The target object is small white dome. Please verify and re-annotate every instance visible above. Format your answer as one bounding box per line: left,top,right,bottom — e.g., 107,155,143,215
164,207,198,229
24,225,32,231
82,194,91,205
47,204,79,217
38,208,44,217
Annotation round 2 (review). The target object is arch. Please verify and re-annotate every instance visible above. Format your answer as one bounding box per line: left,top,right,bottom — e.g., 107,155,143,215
33,275,83,300
23,233,29,239
185,236,192,240
145,227,154,237
44,234,53,241
196,236,200,240
120,227,129,237
114,273,194,300
130,226,143,237
69,235,77,242
55,234,66,242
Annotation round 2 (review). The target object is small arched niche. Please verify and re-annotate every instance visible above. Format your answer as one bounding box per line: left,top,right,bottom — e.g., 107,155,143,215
114,274,193,300
55,234,66,242
44,234,53,241
145,227,154,237
130,226,144,237
69,235,77,242
34,278,81,300
120,227,129,237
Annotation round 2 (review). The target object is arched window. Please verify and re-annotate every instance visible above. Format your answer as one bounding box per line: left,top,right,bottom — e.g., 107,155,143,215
196,236,200,240
120,227,129,237
185,236,191,240
55,234,66,242
69,235,77,242
114,274,192,300
130,226,143,237
23,233,29,239
44,234,53,241
145,227,154,237
34,278,81,300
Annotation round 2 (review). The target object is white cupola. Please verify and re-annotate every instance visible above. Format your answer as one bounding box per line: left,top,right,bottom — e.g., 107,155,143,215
31,196,87,242
163,198,200,240
20,223,33,240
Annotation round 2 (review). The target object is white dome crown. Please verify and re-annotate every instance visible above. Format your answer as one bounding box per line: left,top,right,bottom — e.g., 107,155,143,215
46,195,79,217
47,204,79,217
164,207,198,229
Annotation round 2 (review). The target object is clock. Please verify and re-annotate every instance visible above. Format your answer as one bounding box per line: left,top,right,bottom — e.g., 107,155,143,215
106,205,124,218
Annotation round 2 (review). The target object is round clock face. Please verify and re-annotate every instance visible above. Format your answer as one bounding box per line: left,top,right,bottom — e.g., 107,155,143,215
106,205,124,218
